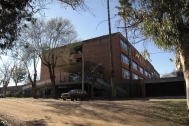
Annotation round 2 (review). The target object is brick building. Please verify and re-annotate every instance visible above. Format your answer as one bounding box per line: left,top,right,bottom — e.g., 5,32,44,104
40,32,160,97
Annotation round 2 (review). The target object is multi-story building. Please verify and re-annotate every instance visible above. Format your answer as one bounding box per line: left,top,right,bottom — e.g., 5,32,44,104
40,32,160,97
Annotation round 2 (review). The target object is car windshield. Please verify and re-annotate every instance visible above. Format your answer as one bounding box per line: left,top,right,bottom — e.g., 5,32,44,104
68,90,77,93
68,89,86,94
68,90,74,93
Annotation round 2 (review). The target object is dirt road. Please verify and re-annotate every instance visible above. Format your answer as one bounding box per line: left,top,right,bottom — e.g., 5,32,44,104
0,98,186,126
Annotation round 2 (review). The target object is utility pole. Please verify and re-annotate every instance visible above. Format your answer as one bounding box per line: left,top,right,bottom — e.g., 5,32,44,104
117,4,132,97
129,42,132,98
107,0,117,98
79,51,84,90
124,12,132,98
124,10,132,98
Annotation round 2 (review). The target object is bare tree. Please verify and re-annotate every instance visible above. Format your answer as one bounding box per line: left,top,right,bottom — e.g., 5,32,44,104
15,17,78,99
17,17,77,98
39,17,78,98
11,20,42,98
0,59,16,97
11,43,40,98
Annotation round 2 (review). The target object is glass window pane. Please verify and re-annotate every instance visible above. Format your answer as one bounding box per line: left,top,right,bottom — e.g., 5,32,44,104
120,39,128,50
144,70,148,77
121,53,129,64
139,66,144,74
132,61,138,70
122,68,130,79
132,73,138,79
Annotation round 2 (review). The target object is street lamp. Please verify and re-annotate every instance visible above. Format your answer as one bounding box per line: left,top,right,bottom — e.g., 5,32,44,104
79,51,84,90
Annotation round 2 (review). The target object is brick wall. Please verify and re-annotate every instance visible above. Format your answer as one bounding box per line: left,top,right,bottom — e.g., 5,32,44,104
39,32,160,89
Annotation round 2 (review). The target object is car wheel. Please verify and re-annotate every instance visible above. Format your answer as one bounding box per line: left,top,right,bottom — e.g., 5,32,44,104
71,97,74,101
63,98,66,100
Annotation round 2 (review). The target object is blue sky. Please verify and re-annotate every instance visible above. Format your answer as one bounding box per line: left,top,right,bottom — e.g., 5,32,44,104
0,0,175,87
38,0,175,77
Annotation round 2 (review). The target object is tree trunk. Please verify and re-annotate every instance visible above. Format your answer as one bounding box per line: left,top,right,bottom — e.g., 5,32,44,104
91,81,94,98
51,80,57,99
48,66,57,99
32,84,37,98
179,45,189,122
107,0,117,98
3,85,7,98
28,73,37,99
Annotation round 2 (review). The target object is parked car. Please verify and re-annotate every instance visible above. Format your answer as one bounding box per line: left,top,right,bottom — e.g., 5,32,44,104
61,89,88,101
0,94,4,98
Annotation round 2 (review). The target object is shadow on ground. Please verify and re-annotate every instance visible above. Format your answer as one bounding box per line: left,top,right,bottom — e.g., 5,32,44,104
23,119,47,126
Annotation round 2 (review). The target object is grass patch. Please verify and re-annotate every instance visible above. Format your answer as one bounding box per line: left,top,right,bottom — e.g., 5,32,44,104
147,101,187,125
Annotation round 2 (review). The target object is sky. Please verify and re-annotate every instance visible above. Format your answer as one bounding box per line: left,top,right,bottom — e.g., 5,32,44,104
1,0,176,87
40,0,175,77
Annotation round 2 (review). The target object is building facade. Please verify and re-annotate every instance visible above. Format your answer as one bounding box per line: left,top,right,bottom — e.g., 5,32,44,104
40,32,160,97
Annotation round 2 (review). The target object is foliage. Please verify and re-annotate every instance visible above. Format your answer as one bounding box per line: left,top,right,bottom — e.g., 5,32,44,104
0,0,45,52
12,65,27,86
117,0,189,114
117,0,189,53
6,90,31,97
89,64,104,81
13,90,23,98
5,91,12,97
0,0,89,53
88,64,103,98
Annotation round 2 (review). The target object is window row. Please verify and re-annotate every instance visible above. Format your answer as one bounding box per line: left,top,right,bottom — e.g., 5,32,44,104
122,68,144,80
121,55,150,78
120,39,159,78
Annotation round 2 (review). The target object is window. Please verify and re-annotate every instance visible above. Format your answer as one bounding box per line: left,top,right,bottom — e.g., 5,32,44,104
149,74,151,78
122,68,130,79
121,53,129,64
132,61,138,70
139,76,144,79
155,72,159,78
132,73,139,79
70,45,82,54
76,58,82,62
139,66,144,74
152,71,156,77
120,39,128,50
144,70,148,77
151,72,153,76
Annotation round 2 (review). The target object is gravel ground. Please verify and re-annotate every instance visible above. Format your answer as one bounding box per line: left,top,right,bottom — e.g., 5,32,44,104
0,97,186,126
